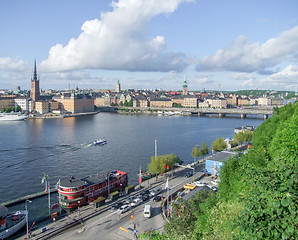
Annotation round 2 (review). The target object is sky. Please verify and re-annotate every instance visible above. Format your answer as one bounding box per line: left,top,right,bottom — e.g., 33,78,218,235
0,0,298,92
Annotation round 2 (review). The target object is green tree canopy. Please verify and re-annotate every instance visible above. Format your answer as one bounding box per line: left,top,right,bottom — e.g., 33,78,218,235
191,145,201,162
211,138,227,152
148,154,182,175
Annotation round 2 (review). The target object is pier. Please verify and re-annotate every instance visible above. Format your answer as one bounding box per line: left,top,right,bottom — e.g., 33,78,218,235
1,188,57,207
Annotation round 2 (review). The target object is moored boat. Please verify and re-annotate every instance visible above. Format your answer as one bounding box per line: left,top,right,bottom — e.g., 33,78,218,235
58,170,128,209
0,205,27,240
0,113,27,121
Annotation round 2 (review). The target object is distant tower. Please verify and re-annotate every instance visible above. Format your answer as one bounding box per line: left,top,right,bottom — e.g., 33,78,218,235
30,60,40,101
182,75,188,95
116,80,121,93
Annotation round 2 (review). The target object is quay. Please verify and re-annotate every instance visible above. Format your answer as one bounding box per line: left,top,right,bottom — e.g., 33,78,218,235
1,188,57,207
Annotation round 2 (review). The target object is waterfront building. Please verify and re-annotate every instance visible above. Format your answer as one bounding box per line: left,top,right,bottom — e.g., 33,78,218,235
238,97,250,106
198,101,210,108
182,76,188,95
30,60,40,102
14,97,32,112
206,98,227,109
52,93,94,113
171,95,184,107
183,95,198,108
150,98,172,108
258,97,272,106
133,95,149,107
227,94,238,106
94,96,106,107
35,100,50,114
0,97,14,110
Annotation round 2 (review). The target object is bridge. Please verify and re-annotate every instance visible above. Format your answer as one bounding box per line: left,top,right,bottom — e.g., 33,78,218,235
111,106,274,119
190,107,274,119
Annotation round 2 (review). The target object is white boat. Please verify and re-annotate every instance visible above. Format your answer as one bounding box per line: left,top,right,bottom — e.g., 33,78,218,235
0,113,27,121
0,205,27,240
92,139,107,145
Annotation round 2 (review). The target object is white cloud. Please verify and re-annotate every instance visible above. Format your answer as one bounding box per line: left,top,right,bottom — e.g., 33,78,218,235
196,26,298,73
238,65,298,89
231,72,253,80
40,0,191,73
269,65,298,83
0,57,28,72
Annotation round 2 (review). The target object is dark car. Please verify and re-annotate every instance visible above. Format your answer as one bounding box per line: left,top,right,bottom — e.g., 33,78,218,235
185,172,193,178
153,195,162,202
111,202,123,210
141,189,150,195
141,194,150,201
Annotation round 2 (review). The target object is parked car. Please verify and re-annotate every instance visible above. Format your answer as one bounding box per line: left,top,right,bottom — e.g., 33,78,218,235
141,194,150,201
150,187,162,196
141,189,150,195
211,180,218,186
153,195,162,202
193,181,205,187
118,204,130,214
131,198,142,207
111,202,123,210
125,196,136,204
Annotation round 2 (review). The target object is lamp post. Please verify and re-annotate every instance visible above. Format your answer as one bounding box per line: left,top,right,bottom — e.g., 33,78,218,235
25,199,32,238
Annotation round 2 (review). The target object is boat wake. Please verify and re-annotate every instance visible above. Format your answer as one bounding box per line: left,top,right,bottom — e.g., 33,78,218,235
0,142,96,172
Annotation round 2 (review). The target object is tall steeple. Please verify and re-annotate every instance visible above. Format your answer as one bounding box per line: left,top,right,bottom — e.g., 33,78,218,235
30,59,40,101
182,74,188,95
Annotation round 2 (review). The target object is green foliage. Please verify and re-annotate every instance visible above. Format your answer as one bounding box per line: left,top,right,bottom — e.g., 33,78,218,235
191,145,202,161
148,154,182,175
124,100,128,106
147,102,297,240
128,100,133,107
234,131,253,145
120,101,123,106
211,138,227,152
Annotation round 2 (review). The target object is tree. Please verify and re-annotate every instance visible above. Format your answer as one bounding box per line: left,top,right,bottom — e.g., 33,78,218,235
120,101,123,106
234,131,253,146
211,138,227,152
200,142,209,161
128,100,133,107
147,154,182,175
124,100,128,106
191,145,201,163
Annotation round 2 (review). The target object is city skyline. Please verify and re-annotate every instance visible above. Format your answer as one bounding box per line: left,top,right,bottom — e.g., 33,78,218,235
0,0,298,91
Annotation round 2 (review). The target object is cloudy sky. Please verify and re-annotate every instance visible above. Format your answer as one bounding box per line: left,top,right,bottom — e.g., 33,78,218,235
0,0,297,91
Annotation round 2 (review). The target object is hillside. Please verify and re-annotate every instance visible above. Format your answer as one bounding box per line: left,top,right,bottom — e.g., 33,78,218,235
143,102,297,240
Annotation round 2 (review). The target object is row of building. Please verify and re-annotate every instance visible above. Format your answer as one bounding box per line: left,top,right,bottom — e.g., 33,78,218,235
0,61,285,115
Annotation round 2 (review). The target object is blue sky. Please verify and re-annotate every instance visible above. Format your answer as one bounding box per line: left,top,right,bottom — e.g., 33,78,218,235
0,0,298,92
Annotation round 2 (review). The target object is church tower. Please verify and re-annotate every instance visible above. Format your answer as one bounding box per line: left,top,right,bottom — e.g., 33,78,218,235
182,75,188,95
30,60,40,101
115,80,121,93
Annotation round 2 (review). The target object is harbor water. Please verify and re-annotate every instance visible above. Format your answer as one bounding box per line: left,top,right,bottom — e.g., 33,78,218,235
0,112,264,225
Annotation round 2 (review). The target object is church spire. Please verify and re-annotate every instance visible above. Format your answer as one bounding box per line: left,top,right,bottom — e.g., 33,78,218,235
33,59,38,81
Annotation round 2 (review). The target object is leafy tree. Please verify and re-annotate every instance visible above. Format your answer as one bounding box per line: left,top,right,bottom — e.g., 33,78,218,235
200,142,209,160
147,154,182,175
120,101,123,106
211,138,227,152
191,145,201,163
124,100,128,106
128,100,133,107
234,131,253,146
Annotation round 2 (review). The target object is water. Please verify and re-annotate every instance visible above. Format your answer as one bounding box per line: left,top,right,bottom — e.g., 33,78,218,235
0,113,264,224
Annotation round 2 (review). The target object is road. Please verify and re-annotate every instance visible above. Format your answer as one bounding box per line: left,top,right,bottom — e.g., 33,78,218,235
16,162,205,240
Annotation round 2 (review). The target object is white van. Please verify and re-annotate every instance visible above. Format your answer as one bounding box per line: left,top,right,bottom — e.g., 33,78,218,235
144,205,151,218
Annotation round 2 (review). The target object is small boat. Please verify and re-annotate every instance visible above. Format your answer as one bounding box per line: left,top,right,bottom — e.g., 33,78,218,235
0,205,27,240
92,139,107,145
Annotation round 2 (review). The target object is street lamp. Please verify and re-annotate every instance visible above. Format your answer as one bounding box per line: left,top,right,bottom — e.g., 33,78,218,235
25,199,32,238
